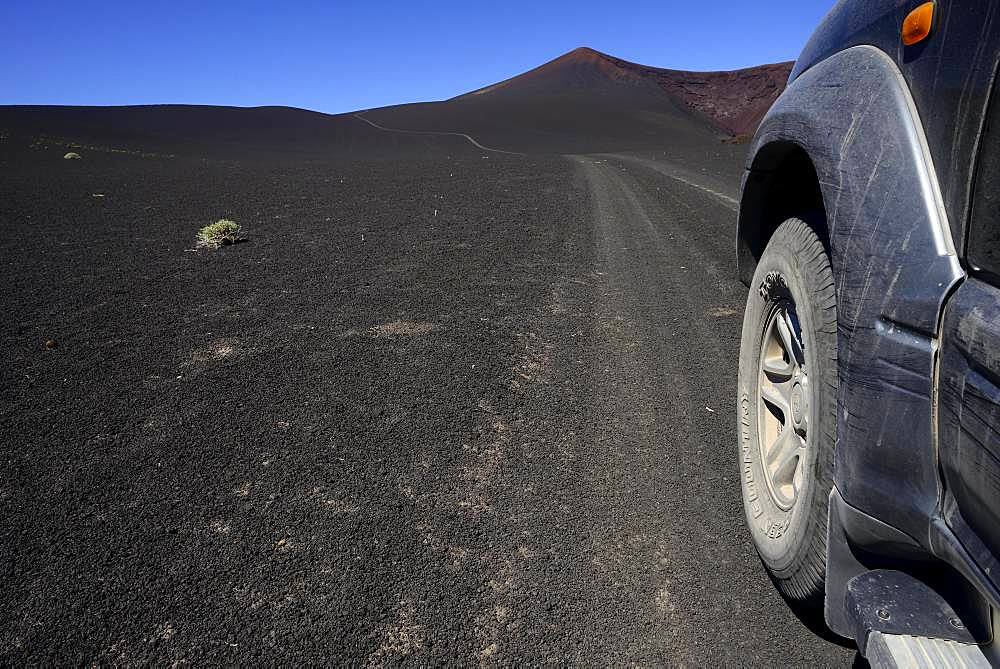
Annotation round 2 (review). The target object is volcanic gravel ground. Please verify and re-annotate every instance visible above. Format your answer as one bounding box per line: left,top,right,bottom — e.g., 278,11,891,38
1,133,855,665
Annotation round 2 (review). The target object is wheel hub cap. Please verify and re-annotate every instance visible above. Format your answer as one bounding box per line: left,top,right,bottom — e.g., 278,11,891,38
757,305,808,512
790,381,805,427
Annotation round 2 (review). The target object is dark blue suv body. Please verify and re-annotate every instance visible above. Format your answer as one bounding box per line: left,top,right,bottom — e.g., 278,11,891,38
737,2,1000,664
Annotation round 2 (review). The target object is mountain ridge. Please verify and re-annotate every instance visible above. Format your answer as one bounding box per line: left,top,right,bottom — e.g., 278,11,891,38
458,46,793,136
0,47,794,159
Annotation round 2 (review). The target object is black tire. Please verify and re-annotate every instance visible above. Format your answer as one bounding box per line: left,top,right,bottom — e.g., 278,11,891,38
737,217,837,608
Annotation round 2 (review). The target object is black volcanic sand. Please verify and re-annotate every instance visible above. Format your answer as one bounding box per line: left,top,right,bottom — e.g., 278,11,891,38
364,89,724,156
0,114,854,666
0,105,474,161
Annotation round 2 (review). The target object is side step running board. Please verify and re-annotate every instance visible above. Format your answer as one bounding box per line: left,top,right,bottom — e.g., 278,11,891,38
846,570,991,668
865,632,990,668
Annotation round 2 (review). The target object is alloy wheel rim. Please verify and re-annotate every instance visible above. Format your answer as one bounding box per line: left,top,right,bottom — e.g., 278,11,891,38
757,303,809,512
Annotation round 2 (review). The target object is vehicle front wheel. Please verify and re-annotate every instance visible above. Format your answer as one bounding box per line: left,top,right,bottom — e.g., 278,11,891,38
737,217,838,609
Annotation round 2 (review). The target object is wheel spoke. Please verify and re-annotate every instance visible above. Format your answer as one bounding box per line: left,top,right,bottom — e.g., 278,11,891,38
760,379,790,416
762,354,794,380
761,313,795,380
768,428,801,475
776,311,805,366
762,432,801,510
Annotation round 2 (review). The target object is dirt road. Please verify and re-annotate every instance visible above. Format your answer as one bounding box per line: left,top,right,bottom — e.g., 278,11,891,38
0,140,855,665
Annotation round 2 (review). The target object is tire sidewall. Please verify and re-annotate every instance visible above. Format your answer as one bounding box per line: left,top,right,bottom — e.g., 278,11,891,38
737,227,828,576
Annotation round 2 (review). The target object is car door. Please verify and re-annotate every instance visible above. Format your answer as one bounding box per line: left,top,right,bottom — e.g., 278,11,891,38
937,69,1000,589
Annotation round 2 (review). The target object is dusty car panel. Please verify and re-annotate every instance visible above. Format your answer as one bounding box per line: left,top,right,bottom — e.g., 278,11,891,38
738,1,1000,662
743,44,963,543
793,1,1000,252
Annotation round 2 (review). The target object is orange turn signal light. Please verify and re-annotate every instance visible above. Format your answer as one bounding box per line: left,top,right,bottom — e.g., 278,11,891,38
902,2,935,46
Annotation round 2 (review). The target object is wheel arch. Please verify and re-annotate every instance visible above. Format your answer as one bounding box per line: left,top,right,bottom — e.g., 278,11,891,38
737,140,828,287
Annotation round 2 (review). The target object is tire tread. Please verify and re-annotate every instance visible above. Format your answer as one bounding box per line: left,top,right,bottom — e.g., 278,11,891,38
740,217,838,610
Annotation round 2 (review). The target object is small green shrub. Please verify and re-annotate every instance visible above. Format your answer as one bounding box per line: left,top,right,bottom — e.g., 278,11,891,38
63,152,81,160
196,219,242,249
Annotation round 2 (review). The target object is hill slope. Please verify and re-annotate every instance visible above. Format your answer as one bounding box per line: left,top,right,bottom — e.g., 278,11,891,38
364,47,791,155
0,104,473,161
1,48,792,160
460,47,792,136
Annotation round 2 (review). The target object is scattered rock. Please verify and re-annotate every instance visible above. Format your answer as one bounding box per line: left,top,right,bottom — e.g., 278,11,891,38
191,339,238,362
368,321,442,337
43,339,57,350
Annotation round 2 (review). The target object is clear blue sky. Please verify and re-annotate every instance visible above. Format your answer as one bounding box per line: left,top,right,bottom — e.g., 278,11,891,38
2,0,834,114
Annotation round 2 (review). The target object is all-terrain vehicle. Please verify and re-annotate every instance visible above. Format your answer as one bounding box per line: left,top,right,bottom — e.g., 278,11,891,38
737,1,1000,666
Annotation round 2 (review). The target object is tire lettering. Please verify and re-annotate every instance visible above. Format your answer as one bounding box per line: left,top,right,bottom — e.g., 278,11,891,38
760,518,790,539
758,271,787,301
739,394,762,518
